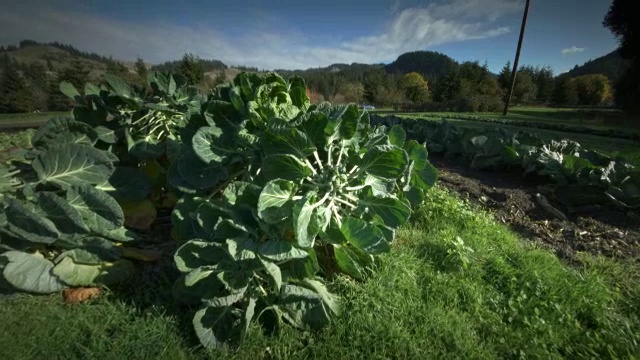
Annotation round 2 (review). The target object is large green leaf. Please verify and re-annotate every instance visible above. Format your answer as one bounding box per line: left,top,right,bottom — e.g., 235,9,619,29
263,126,315,158
257,179,296,224
192,126,233,163
289,76,310,110
52,256,134,286
36,192,89,235
67,184,124,231
358,145,408,179
258,240,308,262
261,154,313,182
193,306,239,350
340,217,389,254
278,280,338,330
411,162,438,191
1,251,66,293
104,73,134,98
292,192,319,248
105,167,151,201
177,151,229,190
404,140,428,170
359,195,411,229
33,143,115,188
388,125,406,147
334,245,372,280
59,81,80,99
5,199,59,244
175,240,233,273
32,117,98,150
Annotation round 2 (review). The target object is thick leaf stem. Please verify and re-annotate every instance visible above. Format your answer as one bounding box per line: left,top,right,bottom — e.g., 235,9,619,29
342,193,359,203
330,203,343,227
345,184,367,192
131,112,153,125
313,151,324,170
312,191,332,209
327,144,334,166
335,144,345,168
304,159,318,175
334,196,356,209
347,165,359,175
3,169,21,178
304,176,320,186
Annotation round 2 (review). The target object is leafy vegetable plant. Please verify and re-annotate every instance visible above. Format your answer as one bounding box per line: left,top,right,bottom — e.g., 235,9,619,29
172,87,437,348
0,117,139,293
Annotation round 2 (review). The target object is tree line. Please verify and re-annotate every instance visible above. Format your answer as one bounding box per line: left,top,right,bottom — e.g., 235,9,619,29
0,41,627,114
0,52,227,113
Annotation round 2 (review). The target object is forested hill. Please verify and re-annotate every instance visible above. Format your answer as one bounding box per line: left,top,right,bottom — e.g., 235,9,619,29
563,49,630,82
384,51,460,80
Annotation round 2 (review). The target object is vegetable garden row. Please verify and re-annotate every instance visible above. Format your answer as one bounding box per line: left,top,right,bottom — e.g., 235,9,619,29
371,114,640,210
396,113,640,141
0,72,437,348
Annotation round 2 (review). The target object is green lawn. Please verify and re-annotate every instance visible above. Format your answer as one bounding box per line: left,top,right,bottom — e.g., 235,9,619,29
0,112,67,130
1,186,638,359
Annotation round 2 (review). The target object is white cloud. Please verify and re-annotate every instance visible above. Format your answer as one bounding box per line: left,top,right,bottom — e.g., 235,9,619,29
561,46,586,56
0,0,522,70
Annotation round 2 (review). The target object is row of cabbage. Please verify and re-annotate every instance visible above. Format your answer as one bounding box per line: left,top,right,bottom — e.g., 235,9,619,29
0,72,437,348
401,113,640,141
372,115,639,209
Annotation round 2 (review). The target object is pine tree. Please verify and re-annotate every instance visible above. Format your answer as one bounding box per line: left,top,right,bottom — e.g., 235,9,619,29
135,57,147,79
178,53,204,86
0,62,33,113
497,61,512,91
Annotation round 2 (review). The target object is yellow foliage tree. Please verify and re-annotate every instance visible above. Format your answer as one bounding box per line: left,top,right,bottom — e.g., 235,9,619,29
402,72,430,104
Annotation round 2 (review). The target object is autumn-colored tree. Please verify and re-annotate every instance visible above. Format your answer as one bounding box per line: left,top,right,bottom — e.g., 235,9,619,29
402,72,430,104
573,74,613,105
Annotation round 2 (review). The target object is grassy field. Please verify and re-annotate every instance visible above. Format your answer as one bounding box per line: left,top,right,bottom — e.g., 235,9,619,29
392,106,640,131
0,112,67,130
1,186,638,359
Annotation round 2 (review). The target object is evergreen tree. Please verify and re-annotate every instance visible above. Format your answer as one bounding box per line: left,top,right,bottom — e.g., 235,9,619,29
135,57,147,79
551,77,578,106
534,66,555,103
178,53,204,86
0,62,33,113
497,61,512,92
58,58,90,89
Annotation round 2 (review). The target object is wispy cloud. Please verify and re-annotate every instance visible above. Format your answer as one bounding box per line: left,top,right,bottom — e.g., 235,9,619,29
0,0,522,70
561,46,586,56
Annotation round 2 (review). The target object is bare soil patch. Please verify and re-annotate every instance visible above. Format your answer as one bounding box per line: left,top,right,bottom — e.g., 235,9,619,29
430,155,640,261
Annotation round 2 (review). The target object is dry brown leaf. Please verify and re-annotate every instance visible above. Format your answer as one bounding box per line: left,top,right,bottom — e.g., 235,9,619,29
63,287,102,304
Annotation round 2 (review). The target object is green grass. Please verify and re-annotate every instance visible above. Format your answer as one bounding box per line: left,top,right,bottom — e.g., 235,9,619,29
401,106,640,131
0,112,67,129
1,186,638,359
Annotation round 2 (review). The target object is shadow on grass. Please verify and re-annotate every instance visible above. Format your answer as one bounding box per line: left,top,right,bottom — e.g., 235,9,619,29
106,240,204,349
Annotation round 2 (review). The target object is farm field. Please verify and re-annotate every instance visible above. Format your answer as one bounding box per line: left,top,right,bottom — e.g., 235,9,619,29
392,113,640,163
1,187,639,359
393,106,640,131
1,72,639,360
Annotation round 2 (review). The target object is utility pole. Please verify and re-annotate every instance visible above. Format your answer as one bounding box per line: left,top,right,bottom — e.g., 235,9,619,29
503,0,531,115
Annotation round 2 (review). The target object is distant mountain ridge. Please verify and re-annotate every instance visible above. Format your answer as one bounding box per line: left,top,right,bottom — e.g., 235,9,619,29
562,49,631,82
1,39,626,82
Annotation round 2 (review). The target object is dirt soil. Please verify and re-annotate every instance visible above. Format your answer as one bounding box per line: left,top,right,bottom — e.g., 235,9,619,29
430,154,640,262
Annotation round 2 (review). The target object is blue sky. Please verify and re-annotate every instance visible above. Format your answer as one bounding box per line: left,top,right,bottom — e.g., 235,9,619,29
0,0,618,74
